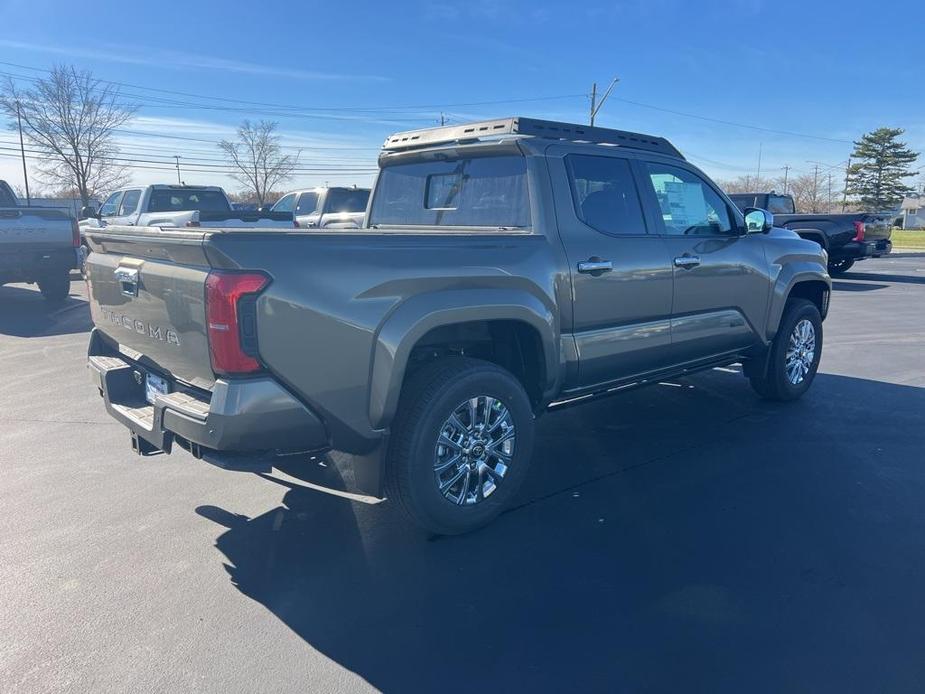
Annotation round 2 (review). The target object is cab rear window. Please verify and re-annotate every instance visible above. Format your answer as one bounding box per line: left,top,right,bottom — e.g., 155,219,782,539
369,155,530,228
148,189,231,213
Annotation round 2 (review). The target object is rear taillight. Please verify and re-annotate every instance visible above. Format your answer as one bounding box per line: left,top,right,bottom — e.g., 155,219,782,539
205,271,270,375
186,220,201,227
293,219,300,228
853,221,865,242
71,219,80,247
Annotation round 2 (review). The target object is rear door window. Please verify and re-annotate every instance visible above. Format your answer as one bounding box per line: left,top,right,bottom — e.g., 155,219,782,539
565,154,647,236
295,192,318,215
369,155,530,228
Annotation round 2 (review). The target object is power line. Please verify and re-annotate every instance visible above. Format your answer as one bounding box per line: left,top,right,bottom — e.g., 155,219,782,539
610,96,855,144
0,61,584,117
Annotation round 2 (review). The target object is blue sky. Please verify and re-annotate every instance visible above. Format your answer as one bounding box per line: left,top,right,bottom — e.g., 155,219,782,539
1,0,923,195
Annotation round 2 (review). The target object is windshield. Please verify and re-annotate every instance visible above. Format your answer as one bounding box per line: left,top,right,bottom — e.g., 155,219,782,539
147,189,231,213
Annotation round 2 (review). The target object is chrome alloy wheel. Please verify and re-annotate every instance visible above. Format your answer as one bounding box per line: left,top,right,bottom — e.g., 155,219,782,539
434,396,516,506
785,318,816,385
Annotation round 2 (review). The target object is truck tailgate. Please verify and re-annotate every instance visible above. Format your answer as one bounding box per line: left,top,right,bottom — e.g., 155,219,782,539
0,207,73,248
85,226,216,390
861,214,892,242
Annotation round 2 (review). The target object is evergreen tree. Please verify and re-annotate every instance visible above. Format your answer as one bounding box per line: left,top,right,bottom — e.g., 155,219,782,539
846,128,919,209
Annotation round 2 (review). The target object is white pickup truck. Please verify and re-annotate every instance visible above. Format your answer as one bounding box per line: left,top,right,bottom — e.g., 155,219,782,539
271,186,370,229
0,180,78,303
80,184,295,230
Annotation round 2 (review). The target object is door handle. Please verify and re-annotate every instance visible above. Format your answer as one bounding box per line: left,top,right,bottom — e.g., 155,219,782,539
674,255,701,268
577,259,613,274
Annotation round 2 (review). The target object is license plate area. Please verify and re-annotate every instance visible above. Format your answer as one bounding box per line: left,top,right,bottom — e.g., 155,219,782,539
145,372,169,404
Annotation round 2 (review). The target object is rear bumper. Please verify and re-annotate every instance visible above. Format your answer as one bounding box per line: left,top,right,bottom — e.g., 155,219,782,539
88,328,328,458
87,328,388,498
835,239,892,260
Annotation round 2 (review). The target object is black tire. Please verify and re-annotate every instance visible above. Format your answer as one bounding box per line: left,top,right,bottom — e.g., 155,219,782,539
749,298,823,401
388,357,535,535
38,269,70,305
828,258,854,275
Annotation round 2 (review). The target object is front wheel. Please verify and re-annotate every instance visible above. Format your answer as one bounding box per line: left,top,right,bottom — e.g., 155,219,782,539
38,269,71,305
750,298,823,401
388,358,535,535
828,258,854,275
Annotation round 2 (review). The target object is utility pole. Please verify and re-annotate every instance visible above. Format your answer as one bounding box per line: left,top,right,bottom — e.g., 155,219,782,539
15,100,30,206
756,142,762,182
782,165,791,195
842,157,851,212
811,164,820,213
827,173,833,212
439,112,446,126
589,77,619,126
174,155,182,185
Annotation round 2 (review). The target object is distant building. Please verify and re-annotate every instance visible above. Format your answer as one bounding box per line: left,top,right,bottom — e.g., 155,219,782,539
900,196,925,230
15,197,100,216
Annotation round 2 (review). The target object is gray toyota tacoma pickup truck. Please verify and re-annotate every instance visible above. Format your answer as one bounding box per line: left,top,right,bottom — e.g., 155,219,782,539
85,117,831,534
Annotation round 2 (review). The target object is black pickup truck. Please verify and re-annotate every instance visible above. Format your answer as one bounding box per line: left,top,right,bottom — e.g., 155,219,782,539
728,192,892,275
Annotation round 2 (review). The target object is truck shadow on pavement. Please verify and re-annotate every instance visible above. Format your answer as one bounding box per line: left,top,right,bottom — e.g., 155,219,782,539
840,270,925,286
831,281,888,292
0,283,91,337
196,370,925,693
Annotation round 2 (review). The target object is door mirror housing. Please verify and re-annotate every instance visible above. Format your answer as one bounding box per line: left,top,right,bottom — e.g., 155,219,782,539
79,205,99,220
744,207,773,234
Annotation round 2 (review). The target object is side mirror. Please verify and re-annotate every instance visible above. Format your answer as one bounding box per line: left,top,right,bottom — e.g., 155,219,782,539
744,207,773,234
258,205,273,214
79,205,99,220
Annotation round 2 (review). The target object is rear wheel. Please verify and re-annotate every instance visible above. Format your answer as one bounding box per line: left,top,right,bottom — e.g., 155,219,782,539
828,258,854,275
388,357,535,535
38,269,70,305
750,298,822,401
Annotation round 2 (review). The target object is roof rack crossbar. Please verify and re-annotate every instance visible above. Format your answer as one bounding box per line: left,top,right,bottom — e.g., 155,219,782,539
382,116,684,159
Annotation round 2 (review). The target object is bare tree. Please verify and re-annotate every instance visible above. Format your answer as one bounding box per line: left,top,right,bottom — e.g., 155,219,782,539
1,65,137,205
218,121,299,206
715,175,778,194
788,173,832,213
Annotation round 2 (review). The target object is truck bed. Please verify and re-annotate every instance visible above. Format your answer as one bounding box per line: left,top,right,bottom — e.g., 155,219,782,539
84,223,557,458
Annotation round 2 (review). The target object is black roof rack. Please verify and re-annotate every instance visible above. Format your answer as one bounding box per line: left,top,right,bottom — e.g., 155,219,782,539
382,116,684,159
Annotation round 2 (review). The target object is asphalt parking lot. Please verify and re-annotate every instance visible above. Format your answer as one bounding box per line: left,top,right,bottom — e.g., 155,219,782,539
2,257,924,693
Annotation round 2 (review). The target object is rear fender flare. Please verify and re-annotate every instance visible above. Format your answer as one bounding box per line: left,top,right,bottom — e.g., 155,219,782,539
791,228,828,251
369,289,558,430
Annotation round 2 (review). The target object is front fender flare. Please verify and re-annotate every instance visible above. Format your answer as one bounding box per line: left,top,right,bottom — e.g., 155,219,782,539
767,261,831,340
368,288,558,430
